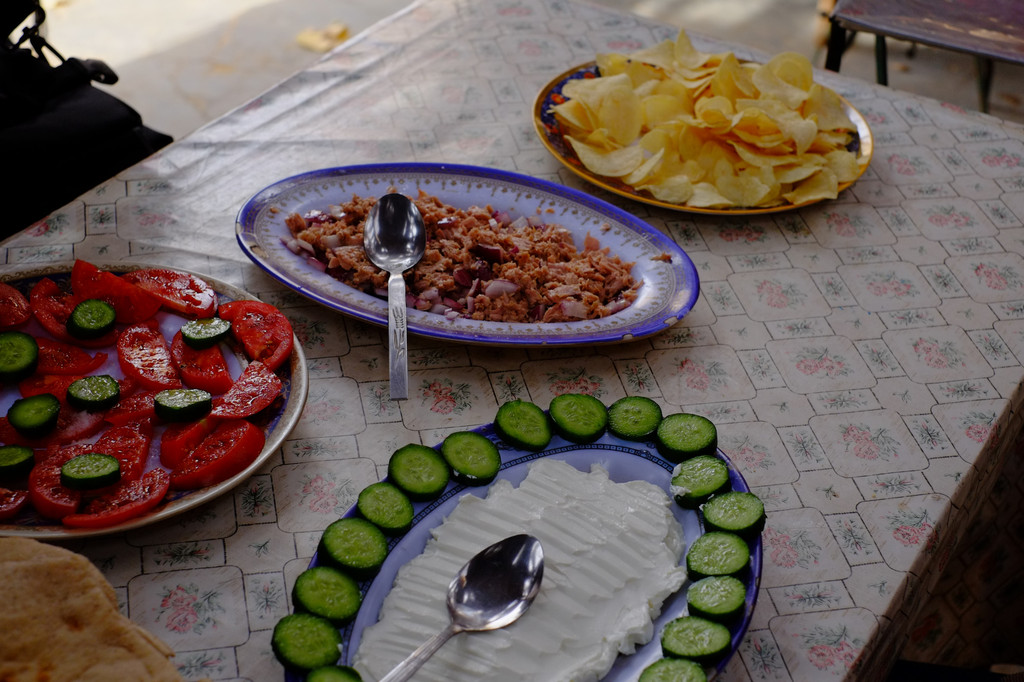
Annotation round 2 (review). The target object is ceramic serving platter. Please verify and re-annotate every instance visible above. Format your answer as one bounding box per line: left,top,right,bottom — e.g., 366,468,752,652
236,163,699,346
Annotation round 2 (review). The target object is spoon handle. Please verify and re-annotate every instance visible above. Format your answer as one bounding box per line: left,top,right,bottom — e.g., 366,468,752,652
387,270,409,399
377,622,459,682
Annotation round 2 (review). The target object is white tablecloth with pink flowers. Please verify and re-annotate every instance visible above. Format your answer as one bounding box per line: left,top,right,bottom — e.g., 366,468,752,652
2,0,1023,679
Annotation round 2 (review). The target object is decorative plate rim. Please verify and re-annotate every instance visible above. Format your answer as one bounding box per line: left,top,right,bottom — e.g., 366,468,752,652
533,60,875,216
0,262,309,539
235,163,700,346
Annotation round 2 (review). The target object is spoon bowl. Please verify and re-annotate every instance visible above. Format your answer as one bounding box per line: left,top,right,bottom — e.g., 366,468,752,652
378,534,544,682
363,193,426,400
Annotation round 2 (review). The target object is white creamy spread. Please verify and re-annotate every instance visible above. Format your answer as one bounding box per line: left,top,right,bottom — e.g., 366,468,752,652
353,458,687,682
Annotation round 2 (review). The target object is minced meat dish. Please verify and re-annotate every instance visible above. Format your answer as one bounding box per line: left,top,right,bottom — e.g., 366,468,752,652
283,191,641,323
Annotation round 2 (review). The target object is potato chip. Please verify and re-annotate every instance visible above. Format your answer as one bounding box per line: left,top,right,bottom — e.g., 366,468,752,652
623,148,666,186
641,94,684,128
709,53,757,103
692,95,735,133
688,181,734,208
751,52,814,109
638,173,695,203
784,167,838,204
566,136,644,177
825,149,861,182
804,83,857,132
596,78,643,145
774,159,825,184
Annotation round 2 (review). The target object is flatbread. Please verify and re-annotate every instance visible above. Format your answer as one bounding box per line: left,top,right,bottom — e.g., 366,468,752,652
0,537,184,682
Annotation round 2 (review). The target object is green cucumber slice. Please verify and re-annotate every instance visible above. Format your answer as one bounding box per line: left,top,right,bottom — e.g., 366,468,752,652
292,566,362,624
670,454,730,508
639,657,707,682
307,666,363,682
357,481,414,535
656,412,717,463
7,393,60,437
702,491,766,538
66,374,121,412
686,574,747,622
180,317,231,349
686,531,750,580
548,393,608,443
387,443,450,501
660,615,732,664
66,298,116,339
154,388,213,422
319,517,389,579
0,445,35,480
440,431,501,485
0,331,39,383
607,395,662,441
271,613,342,671
60,452,121,490
494,399,551,451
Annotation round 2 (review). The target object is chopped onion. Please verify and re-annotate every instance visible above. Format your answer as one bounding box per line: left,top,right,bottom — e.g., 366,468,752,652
559,299,587,319
306,256,326,272
509,215,529,230
483,279,519,297
323,234,341,249
606,298,631,314
420,287,440,302
429,303,448,315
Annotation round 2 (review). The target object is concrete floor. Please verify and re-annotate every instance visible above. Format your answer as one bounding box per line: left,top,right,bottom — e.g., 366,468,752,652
37,0,1024,141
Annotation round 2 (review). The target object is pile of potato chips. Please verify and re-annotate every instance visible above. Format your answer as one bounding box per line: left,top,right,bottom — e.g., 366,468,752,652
550,30,863,210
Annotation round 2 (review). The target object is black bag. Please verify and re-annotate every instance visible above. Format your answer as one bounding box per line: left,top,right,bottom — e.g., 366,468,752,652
1,1,172,235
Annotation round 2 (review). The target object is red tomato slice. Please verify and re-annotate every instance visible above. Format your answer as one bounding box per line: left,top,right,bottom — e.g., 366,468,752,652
27,446,86,519
61,468,170,529
34,337,108,375
169,419,265,490
92,419,154,481
0,281,31,330
117,322,181,390
218,300,294,372
160,416,220,469
104,390,157,426
121,268,218,318
18,375,81,400
0,409,106,448
210,361,282,419
29,277,115,348
170,331,234,395
70,260,162,324
0,487,29,520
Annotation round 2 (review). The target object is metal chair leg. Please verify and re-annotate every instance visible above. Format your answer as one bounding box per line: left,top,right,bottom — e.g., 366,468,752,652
825,20,847,71
874,34,888,86
976,56,993,113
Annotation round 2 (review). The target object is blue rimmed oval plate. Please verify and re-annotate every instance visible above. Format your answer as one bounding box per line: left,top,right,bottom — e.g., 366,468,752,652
285,427,761,682
236,163,698,346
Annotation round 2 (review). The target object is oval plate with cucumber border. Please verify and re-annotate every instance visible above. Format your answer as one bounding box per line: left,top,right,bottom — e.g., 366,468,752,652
293,426,762,681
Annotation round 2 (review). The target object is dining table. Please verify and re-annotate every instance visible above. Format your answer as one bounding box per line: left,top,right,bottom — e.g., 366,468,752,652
3,0,1024,680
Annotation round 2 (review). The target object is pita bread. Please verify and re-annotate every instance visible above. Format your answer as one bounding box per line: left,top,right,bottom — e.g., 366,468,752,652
0,537,185,682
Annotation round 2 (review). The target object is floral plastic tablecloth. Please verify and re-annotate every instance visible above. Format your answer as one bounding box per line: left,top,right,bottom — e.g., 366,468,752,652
2,0,1024,679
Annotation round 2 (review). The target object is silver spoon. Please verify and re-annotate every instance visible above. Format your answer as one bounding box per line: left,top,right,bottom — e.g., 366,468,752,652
363,193,426,400
378,533,545,682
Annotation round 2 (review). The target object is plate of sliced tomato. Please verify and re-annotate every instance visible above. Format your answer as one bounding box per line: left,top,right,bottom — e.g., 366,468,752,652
0,262,307,538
